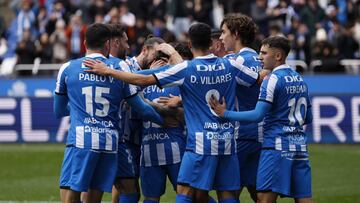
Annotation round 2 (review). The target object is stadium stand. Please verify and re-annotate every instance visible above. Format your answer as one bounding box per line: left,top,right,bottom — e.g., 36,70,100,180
0,0,359,76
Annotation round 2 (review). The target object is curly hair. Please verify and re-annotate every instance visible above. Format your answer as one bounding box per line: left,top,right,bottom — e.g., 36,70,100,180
220,13,258,47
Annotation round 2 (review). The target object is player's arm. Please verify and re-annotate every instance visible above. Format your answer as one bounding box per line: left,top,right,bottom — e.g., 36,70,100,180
54,62,70,118
126,95,164,125
233,55,270,85
209,96,271,122
53,93,70,118
83,59,157,86
135,65,170,75
304,106,313,124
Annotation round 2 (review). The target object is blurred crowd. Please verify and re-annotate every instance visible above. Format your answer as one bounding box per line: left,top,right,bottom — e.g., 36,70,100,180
0,0,359,74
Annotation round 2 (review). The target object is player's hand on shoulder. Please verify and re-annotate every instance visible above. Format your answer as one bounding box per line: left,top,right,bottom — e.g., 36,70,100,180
83,59,111,76
209,95,227,118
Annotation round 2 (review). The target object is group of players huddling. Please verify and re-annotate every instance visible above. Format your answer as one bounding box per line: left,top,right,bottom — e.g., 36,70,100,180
54,13,313,203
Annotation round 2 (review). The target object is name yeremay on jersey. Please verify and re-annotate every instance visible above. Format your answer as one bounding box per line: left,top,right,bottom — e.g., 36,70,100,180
258,64,311,152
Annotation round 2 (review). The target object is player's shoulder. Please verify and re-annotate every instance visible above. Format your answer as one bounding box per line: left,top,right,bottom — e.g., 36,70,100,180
58,60,74,75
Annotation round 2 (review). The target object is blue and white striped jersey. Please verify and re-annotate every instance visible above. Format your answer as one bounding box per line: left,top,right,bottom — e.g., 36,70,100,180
141,84,186,166
226,48,264,143
55,53,138,151
259,65,311,152
107,55,141,145
154,54,259,155
126,56,141,71
115,56,143,145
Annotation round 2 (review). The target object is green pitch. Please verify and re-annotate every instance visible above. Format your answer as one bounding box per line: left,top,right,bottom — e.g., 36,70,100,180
0,144,359,202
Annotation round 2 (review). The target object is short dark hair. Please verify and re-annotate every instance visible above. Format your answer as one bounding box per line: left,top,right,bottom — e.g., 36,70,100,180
109,23,126,38
174,42,193,60
144,35,165,47
220,13,258,46
262,36,291,56
85,23,112,49
188,23,212,50
211,29,222,40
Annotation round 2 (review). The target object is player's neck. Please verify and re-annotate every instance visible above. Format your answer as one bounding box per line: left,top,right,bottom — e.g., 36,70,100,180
192,49,211,58
135,54,144,68
274,61,286,69
109,48,118,57
86,49,105,57
234,42,245,53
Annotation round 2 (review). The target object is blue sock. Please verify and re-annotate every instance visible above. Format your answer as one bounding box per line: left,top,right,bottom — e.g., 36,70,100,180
209,196,217,203
175,194,192,203
119,193,139,203
143,200,159,203
219,198,239,203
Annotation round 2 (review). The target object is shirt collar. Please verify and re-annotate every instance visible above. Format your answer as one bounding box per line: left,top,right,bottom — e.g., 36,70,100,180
85,53,107,59
195,54,216,59
239,47,257,54
273,64,292,72
130,56,141,70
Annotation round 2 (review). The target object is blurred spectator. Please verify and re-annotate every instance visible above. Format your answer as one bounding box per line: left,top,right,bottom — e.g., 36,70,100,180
251,0,269,37
88,0,109,23
337,23,359,59
354,18,360,58
94,13,105,23
329,0,347,25
192,0,213,26
15,29,36,64
1,0,359,74
222,0,252,16
312,28,344,73
130,17,152,55
267,0,290,29
269,24,283,37
151,17,172,39
299,0,325,36
36,6,48,34
36,32,53,63
49,19,67,63
16,0,36,42
104,6,120,24
167,0,192,39
327,19,343,48
148,0,167,21
119,3,136,27
65,13,86,59
45,1,69,35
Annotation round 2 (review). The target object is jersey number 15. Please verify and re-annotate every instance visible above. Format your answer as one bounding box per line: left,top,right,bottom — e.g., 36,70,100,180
82,86,110,117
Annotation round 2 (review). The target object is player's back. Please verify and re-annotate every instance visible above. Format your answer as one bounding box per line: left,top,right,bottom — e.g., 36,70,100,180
59,54,130,151
260,65,311,151
170,54,257,155
141,84,186,166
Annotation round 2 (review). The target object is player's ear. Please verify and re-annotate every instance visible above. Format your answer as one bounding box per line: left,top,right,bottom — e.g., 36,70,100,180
83,40,87,50
188,41,192,50
275,50,282,61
